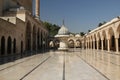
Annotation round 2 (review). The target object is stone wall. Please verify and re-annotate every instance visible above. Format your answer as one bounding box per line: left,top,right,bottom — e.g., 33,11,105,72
0,0,3,16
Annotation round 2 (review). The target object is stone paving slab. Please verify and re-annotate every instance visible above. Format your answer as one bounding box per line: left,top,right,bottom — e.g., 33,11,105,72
0,53,50,80
77,49,120,80
23,51,64,80
65,52,108,80
0,50,117,80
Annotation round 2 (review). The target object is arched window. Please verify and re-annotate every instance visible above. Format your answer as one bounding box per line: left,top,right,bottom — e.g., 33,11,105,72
111,36,115,47
37,31,40,49
1,36,5,55
26,21,31,51
7,36,12,54
33,26,37,51
13,38,16,53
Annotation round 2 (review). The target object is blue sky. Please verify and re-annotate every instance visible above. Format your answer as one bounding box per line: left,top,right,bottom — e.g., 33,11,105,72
40,0,120,33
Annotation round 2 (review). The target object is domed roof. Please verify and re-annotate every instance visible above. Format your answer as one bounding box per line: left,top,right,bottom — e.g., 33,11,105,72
75,34,81,37
58,25,69,35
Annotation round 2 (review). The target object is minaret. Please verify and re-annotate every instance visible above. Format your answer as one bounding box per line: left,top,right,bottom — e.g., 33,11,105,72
35,0,40,19
63,20,65,26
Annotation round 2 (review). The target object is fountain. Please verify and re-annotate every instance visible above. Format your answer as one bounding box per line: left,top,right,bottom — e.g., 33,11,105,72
55,22,70,51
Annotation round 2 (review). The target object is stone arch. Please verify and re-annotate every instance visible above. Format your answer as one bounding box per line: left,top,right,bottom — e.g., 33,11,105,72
37,28,40,50
1,36,5,55
97,32,101,49
102,30,107,50
13,38,16,54
7,36,12,54
88,37,91,48
32,25,37,51
21,41,23,54
93,34,97,49
44,33,47,48
86,37,89,48
108,27,116,51
54,39,60,48
91,35,94,49
116,24,120,51
68,39,74,48
75,39,81,48
26,21,32,51
40,31,43,49
49,40,54,48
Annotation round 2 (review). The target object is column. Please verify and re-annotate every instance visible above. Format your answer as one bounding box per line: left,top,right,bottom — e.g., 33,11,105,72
30,32,33,51
101,40,104,51
87,41,89,49
97,40,99,50
35,0,40,19
93,41,94,49
107,39,110,52
90,41,92,49
115,38,119,52
86,42,88,49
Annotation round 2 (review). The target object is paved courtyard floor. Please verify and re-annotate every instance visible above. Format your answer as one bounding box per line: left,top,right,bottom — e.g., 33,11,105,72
0,49,120,80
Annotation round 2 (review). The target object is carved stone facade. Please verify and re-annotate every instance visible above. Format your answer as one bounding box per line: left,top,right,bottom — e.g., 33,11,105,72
81,17,120,53
0,0,49,64
50,17,120,54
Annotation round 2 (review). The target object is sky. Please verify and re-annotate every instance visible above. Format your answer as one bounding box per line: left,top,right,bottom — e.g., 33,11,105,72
40,0,120,33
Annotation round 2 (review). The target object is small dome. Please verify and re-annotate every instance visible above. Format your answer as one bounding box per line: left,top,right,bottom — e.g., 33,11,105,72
70,34,74,37
58,25,69,35
75,34,81,37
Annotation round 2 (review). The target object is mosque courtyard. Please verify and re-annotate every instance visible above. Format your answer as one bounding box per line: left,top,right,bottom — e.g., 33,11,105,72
0,49,119,80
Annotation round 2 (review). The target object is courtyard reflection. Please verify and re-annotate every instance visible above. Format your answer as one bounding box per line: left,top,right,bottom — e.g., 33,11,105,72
75,49,120,80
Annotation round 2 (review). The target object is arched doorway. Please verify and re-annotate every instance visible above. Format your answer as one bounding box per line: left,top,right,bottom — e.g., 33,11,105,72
108,28,115,51
37,29,40,50
32,26,37,51
117,25,120,52
13,38,16,54
94,35,97,49
21,41,23,57
26,22,32,51
91,36,94,49
7,36,12,54
54,40,60,49
40,32,43,49
68,39,74,48
1,36,5,55
97,32,101,49
102,30,107,50
88,38,90,48
76,39,81,48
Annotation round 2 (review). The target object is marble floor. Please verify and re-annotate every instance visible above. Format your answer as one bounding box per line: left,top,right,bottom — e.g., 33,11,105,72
0,49,119,80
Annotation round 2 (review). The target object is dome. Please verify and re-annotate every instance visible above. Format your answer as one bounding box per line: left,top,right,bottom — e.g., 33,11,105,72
58,25,69,35
75,34,81,37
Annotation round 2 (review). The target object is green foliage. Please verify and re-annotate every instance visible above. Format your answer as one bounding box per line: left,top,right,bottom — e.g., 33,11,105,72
80,32,85,36
98,21,106,27
88,29,91,32
43,22,60,37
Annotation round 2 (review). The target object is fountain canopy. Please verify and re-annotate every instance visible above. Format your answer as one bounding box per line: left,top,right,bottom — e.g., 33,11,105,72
58,25,69,35
55,24,69,37
55,23,69,51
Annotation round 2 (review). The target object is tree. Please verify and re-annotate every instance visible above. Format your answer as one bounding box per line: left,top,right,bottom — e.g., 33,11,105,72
43,22,60,36
80,32,85,36
88,29,91,32
98,21,106,27
98,23,103,27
